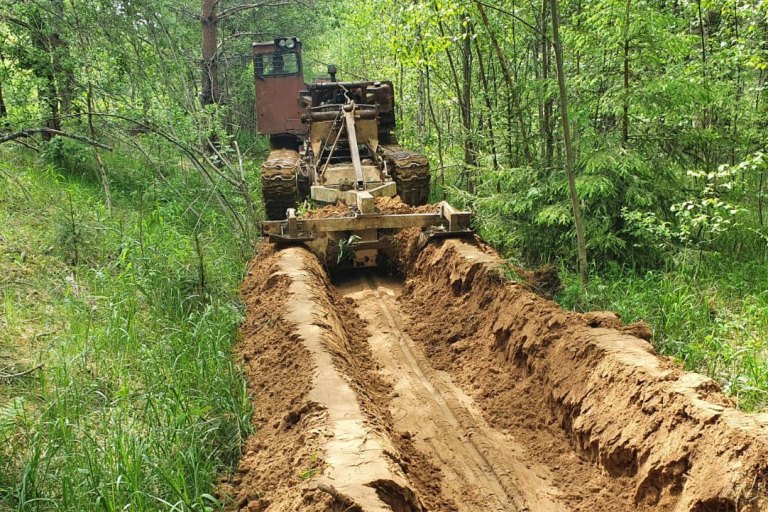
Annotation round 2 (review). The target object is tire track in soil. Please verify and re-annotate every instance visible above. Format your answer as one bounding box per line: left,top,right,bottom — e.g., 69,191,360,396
230,238,768,511
337,273,567,512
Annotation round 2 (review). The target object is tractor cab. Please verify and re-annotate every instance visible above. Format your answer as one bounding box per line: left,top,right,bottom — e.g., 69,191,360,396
252,37,306,140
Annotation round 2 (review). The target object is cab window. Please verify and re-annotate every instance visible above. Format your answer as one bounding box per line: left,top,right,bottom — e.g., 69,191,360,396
254,52,300,76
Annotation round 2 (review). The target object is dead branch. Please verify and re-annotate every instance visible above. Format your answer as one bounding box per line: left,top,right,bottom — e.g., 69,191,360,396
218,0,299,19
0,128,112,150
0,363,43,381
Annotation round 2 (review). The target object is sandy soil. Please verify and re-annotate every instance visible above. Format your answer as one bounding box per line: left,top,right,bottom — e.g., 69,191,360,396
336,274,566,511
227,235,768,511
299,196,439,220
398,238,768,512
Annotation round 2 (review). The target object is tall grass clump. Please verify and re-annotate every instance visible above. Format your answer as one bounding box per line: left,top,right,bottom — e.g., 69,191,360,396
0,145,253,511
559,260,768,411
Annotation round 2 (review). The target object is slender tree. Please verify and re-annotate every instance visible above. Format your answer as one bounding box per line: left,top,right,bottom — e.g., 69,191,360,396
475,1,533,164
201,0,219,106
550,0,589,283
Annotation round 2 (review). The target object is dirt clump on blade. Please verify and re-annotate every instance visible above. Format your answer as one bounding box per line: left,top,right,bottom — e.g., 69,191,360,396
395,236,768,512
297,196,437,221
300,203,352,219
375,196,438,215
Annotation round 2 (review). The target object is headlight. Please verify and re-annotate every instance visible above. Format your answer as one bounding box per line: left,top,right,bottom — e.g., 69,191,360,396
278,39,287,48
285,38,296,49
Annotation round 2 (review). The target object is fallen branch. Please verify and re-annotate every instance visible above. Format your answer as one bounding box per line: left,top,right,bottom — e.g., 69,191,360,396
0,364,43,381
0,128,113,151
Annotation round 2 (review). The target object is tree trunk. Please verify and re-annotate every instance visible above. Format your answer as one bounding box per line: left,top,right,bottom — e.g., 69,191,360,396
436,15,474,190
550,0,589,284
51,0,73,118
696,0,707,71
0,83,7,120
87,82,112,210
416,21,426,152
417,67,426,151
0,54,7,120
622,0,632,147
540,0,554,167
29,18,62,140
425,66,446,198
475,2,533,164
201,0,218,106
70,0,111,209
475,42,499,170
461,18,476,193
40,68,61,139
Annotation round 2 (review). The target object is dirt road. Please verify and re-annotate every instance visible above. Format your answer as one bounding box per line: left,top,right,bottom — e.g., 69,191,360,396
224,237,768,511
338,273,566,511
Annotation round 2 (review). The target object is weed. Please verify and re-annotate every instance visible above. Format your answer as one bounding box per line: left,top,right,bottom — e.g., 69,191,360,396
0,147,253,511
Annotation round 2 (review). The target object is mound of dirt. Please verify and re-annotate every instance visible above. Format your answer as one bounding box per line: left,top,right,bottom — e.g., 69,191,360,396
220,246,328,511
396,237,768,512
225,245,450,511
374,196,438,215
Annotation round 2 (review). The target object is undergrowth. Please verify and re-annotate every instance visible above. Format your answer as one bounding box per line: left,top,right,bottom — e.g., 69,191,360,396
558,261,768,412
0,146,253,511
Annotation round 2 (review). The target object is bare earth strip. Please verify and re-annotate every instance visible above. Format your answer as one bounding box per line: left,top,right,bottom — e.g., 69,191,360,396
337,274,566,511
227,236,768,511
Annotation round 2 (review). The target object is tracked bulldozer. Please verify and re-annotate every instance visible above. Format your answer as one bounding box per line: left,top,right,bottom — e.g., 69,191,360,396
255,37,472,267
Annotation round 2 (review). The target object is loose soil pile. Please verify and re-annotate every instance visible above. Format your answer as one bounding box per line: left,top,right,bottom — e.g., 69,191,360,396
300,203,352,219
397,237,768,512
299,196,438,220
229,233,768,511
373,196,438,215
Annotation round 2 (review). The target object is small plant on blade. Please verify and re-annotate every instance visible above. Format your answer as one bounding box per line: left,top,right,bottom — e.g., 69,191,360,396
337,234,361,264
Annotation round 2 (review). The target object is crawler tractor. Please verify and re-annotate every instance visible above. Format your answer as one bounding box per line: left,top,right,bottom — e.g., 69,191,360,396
255,37,471,266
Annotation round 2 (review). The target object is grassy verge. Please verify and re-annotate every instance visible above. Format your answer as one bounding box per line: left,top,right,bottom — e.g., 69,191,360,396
0,146,252,511
558,261,768,412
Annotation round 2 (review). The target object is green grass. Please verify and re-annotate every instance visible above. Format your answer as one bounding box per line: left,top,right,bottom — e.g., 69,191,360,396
559,260,768,411
0,146,253,511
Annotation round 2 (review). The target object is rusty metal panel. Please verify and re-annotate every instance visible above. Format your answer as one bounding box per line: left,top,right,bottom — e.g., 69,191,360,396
262,213,445,234
252,41,306,136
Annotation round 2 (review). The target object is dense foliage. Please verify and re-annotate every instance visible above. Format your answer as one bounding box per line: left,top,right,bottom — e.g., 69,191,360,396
319,0,768,268
1,0,768,509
